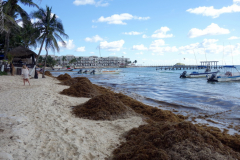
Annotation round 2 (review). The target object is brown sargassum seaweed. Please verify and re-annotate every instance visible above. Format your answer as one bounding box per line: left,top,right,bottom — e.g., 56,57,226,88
57,74,240,160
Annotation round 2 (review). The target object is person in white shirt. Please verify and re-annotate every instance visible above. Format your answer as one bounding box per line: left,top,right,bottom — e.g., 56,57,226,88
21,65,30,86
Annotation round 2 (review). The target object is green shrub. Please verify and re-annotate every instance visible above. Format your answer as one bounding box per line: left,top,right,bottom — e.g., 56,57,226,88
0,71,7,76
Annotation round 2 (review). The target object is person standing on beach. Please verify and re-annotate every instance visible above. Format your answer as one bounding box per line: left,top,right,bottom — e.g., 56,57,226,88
21,65,30,86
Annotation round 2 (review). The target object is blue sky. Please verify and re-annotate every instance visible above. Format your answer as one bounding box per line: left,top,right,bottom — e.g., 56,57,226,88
21,0,240,65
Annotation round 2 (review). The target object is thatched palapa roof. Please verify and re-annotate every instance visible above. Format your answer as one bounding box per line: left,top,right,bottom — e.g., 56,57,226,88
8,46,38,58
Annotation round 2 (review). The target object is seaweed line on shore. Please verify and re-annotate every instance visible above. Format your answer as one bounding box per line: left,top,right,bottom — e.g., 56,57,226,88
55,73,240,160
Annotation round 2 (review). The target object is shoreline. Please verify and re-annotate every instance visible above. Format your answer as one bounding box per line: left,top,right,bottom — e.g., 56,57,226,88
1,74,240,159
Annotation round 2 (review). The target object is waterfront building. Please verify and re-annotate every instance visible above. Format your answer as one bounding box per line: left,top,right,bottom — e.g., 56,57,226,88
43,55,131,67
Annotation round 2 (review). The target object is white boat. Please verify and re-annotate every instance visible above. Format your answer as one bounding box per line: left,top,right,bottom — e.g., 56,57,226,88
77,68,120,74
207,65,240,82
94,69,120,74
180,67,219,78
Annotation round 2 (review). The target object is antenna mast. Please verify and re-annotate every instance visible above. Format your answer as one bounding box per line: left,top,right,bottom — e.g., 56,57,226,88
229,43,234,65
0,0,4,33
193,50,198,69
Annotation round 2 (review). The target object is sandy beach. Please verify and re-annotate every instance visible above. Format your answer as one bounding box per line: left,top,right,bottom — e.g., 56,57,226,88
0,75,145,160
1,74,240,160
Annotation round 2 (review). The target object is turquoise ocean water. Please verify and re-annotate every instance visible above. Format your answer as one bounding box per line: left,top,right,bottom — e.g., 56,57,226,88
51,66,240,134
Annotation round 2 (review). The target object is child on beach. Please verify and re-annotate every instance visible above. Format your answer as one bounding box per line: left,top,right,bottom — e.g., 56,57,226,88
21,65,30,86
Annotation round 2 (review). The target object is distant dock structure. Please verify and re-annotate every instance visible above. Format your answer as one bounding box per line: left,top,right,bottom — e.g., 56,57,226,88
154,61,222,70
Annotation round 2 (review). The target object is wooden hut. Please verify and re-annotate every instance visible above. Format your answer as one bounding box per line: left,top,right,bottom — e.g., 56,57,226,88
8,46,38,68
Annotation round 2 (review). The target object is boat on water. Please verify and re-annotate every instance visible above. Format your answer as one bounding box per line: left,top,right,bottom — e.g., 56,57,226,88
77,68,120,74
207,65,240,82
180,67,219,78
95,69,120,74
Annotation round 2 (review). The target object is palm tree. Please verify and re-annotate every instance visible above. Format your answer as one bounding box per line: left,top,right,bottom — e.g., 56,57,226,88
77,57,81,66
134,60,137,64
46,55,56,69
71,57,77,66
38,55,43,64
56,59,60,65
62,56,66,66
32,6,68,78
2,0,38,59
10,21,40,49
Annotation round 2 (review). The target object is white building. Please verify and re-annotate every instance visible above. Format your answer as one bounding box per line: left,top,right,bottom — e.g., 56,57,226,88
43,55,131,67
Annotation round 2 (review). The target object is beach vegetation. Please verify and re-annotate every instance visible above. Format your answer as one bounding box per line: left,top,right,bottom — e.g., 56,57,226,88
0,71,7,75
77,57,81,66
45,55,57,69
69,57,77,66
31,5,68,78
6,53,14,63
11,21,40,49
1,0,38,59
38,55,43,64
62,56,67,66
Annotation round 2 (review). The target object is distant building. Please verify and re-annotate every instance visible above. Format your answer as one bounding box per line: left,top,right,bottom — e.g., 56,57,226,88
41,55,131,67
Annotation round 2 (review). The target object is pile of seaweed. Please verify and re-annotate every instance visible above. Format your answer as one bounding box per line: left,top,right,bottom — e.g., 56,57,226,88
72,93,134,120
56,73,71,81
60,77,101,98
111,122,240,160
115,93,185,123
61,77,89,86
56,74,240,159
197,125,240,153
44,71,52,77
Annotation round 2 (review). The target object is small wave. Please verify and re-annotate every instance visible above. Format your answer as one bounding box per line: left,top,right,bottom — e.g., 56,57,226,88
145,97,203,111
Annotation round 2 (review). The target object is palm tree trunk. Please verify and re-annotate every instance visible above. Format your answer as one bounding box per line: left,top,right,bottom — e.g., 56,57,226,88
42,47,48,78
35,36,46,65
4,32,10,59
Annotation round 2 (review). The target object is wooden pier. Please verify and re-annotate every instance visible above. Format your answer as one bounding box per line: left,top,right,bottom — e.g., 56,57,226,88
155,65,223,71
138,61,223,71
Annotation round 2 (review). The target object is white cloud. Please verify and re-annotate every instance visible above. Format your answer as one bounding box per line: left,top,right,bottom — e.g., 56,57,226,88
17,21,23,27
132,44,148,50
85,35,103,42
151,27,173,38
76,47,86,52
58,40,75,50
123,52,127,54
178,39,225,55
228,36,240,40
51,13,59,18
73,0,108,7
149,39,178,55
95,13,150,25
186,3,240,18
142,34,148,38
92,25,97,28
95,0,109,7
135,52,143,55
188,23,230,38
90,52,95,54
110,53,116,55
100,40,125,51
149,39,166,47
234,0,240,4
123,31,143,35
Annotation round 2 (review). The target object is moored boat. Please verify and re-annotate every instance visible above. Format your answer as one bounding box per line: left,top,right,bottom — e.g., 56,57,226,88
94,69,120,74
207,65,240,82
180,67,219,78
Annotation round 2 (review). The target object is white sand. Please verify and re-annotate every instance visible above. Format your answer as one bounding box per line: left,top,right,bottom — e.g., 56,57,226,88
0,76,145,160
